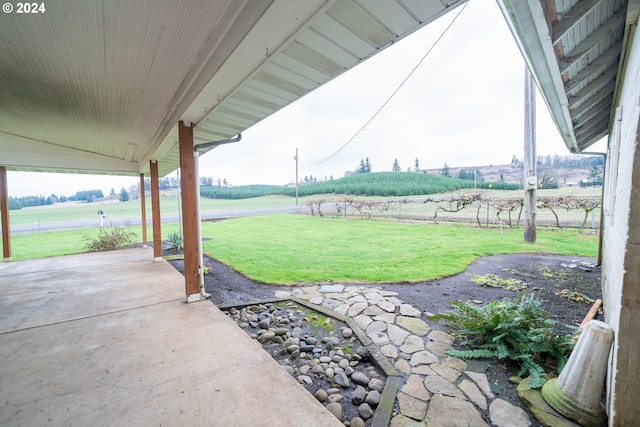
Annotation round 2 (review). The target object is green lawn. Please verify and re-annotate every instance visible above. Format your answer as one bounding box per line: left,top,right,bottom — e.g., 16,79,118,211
200,214,598,285
7,214,598,285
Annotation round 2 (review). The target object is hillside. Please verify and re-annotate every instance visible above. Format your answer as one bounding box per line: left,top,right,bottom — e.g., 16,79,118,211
423,164,595,188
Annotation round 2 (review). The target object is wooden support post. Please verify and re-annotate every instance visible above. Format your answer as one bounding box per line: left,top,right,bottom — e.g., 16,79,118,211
178,120,201,300
0,166,10,261
150,161,162,261
524,65,537,243
139,173,148,248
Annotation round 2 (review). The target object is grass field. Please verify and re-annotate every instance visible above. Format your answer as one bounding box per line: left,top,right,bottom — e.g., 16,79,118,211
199,214,598,284
8,214,598,285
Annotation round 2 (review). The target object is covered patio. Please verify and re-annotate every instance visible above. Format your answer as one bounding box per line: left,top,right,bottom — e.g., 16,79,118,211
2,0,639,424
0,247,340,426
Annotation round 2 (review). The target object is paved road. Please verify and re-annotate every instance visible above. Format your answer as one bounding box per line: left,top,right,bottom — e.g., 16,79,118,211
8,206,299,234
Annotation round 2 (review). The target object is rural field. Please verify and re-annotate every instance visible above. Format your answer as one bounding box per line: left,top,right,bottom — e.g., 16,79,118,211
6,172,601,271
8,185,601,228
9,211,598,280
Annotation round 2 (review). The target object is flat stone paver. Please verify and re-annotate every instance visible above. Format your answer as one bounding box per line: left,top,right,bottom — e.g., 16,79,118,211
426,395,489,427
490,398,532,427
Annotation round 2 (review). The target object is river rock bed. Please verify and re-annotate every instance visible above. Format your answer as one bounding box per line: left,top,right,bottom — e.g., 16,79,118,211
225,301,385,426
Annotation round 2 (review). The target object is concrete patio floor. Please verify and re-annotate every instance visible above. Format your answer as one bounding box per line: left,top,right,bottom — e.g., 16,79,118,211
0,248,341,426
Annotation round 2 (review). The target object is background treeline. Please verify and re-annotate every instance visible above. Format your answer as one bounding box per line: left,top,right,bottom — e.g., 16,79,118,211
9,189,105,210
513,153,605,168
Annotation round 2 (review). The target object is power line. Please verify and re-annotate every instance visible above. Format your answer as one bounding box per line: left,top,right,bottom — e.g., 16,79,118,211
303,1,470,167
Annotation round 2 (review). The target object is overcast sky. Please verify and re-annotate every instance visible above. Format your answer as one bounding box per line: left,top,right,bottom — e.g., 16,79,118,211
8,0,606,197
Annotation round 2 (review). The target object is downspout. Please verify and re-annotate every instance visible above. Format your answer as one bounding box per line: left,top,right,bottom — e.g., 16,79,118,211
193,134,242,298
577,151,606,266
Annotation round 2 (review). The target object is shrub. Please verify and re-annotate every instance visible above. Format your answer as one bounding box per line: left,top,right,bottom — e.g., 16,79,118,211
166,230,183,250
83,226,137,252
431,293,574,388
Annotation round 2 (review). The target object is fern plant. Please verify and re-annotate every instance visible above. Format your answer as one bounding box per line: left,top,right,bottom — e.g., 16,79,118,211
431,293,574,388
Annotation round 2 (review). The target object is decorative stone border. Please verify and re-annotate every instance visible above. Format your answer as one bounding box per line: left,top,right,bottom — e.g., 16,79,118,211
220,296,400,427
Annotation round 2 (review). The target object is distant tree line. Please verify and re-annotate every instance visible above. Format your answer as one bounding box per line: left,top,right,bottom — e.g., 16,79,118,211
511,153,604,169
9,195,56,210
9,189,106,210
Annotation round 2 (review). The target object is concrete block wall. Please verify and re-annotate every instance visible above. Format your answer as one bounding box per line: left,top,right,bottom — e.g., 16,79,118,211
601,24,640,426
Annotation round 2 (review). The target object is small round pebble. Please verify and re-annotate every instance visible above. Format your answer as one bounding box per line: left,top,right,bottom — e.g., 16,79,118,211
326,402,343,420
358,403,373,419
314,389,328,402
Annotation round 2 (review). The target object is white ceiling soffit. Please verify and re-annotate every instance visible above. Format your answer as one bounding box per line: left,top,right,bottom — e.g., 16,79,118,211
0,0,467,178
149,0,468,177
497,0,628,153
0,0,270,176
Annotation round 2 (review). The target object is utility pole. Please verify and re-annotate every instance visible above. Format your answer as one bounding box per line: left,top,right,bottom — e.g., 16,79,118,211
523,65,537,242
294,147,299,206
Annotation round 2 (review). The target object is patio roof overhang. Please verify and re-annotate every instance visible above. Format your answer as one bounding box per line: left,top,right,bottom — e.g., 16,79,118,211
0,0,466,178
496,0,637,153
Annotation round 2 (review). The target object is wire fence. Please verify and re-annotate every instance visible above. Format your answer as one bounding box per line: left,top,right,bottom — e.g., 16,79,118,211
304,194,602,229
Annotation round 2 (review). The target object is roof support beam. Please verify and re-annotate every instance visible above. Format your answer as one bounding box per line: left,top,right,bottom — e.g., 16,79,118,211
574,102,612,127
552,0,602,44
0,166,10,262
565,39,623,90
150,161,162,261
140,173,148,248
178,121,201,301
571,93,614,120
575,111,611,138
558,10,627,73
566,63,618,95
569,81,616,109
577,128,608,149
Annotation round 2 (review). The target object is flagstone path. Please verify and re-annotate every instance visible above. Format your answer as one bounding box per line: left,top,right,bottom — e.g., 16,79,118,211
274,284,532,427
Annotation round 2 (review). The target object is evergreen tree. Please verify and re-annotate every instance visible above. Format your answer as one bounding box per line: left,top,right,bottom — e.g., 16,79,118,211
365,157,372,173
119,187,129,202
392,159,401,172
441,163,450,177
414,157,420,172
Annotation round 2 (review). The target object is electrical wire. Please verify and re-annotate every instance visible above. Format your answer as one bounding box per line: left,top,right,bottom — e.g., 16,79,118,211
303,1,470,167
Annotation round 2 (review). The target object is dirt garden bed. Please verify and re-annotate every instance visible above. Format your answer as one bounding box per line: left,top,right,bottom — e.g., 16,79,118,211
167,251,602,425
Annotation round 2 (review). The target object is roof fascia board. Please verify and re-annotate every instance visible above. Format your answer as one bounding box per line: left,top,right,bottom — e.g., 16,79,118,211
497,0,579,152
